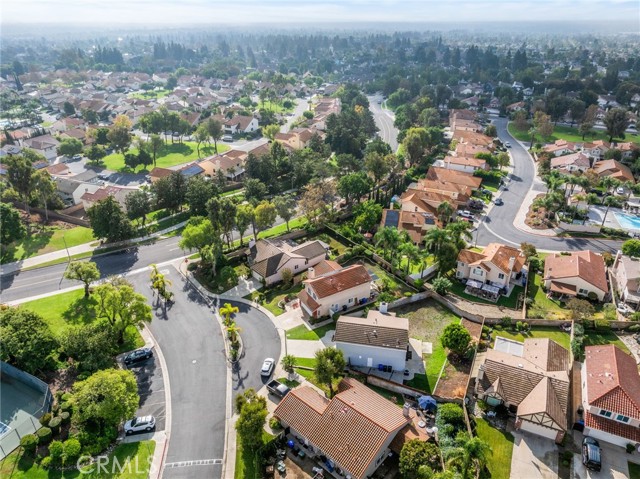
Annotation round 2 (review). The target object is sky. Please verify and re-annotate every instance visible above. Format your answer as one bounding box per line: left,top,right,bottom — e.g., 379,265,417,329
2,0,639,26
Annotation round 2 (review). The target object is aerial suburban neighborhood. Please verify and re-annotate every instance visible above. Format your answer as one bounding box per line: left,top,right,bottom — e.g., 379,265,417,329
1,3,640,479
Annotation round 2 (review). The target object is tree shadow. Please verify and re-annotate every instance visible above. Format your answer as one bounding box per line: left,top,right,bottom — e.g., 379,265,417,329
62,296,98,324
2,227,55,263
161,143,193,156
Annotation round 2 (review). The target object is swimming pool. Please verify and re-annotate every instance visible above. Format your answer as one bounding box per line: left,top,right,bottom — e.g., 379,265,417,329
614,212,640,231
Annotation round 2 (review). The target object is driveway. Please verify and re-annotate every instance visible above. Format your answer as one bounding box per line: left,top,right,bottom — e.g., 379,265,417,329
125,351,166,434
572,434,630,479
510,430,558,479
128,265,227,479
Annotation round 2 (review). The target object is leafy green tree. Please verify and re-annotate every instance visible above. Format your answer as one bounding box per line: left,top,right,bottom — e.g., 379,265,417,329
441,323,471,356
364,151,391,184
263,124,281,141
374,226,401,260
338,172,372,205
254,200,277,239
82,108,99,124
123,152,139,170
60,322,117,373
208,196,237,247
153,171,187,212
484,124,497,137
6,155,36,216
353,200,382,232
0,307,58,374
447,434,492,479
335,153,363,174
179,217,217,257
93,280,152,344
235,204,254,246
186,175,218,217
314,347,346,397
107,115,133,154
206,118,223,154
603,108,629,142
149,134,164,167
281,354,297,375
125,188,152,226
235,389,268,449
0,202,25,245
64,261,100,297
399,439,442,479
87,196,134,243
244,178,268,205
273,195,296,232
57,138,83,157
432,276,453,295
622,239,640,258
85,144,107,165
70,369,139,434
436,201,454,226
194,123,210,158
567,298,595,321
63,101,76,117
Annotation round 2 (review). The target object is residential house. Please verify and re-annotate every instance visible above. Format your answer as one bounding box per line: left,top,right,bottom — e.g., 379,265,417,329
45,163,70,177
80,185,132,210
543,250,609,301
549,152,591,173
582,140,611,160
434,155,489,173
506,101,526,112
456,243,527,290
580,345,640,447
224,115,259,135
22,135,59,161
298,261,372,319
274,128,321,150
380,209,437,245
274,378,412,479
248,238,328,285
199,154,245,181
475,337,570,443
425,167,483,191
542,140,577,157
592,159,635,184
149,167,173,183
400,188,462,217
334,309,409,371
617,142,639,160
611,252,640,310
454,142,492,158
451,130,494,149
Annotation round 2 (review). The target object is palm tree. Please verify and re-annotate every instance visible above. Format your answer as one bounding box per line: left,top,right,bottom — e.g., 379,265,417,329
374,227,401,261
281,354,297,377
436,201,454,226
622,180,635,201
600,175,620,195
447,435,492,479
425,228,450,256
584,192,599,225
399,242,421,276
544,171,565,193
600,195,618,227
446,221,473,250
220,302,239,326
572,193,586,221
226,321,242,343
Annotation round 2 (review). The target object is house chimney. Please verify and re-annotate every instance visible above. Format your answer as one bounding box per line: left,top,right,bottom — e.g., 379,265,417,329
379,302,388,314
308,267,315,279
402,403,411,418
508,256,516,271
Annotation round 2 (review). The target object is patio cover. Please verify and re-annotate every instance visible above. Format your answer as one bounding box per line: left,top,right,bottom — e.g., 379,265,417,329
549,281,577,295
481,283,500,295
466,279,483,289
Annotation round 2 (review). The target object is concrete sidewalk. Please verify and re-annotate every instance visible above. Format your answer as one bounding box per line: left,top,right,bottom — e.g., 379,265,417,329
0,220,188,275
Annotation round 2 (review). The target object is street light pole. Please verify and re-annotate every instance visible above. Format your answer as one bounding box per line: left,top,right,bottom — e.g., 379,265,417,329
63,235,71,263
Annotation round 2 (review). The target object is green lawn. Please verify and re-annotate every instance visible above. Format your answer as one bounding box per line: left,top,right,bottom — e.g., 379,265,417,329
395,300,461,393
2,226,94,264
102,141,230,172
286,320,336,341
629,461,640,479
508,122,640,146
258,217,307,240
128,89,171,100
19,289,145,352
234,431,275,479
491,327,571,350
260,99,296,114
584,330,630,354
0,440,155,479
475,418,514,479
527,273,568,320
405,373,430,391
342,258,414,298
258,283,304,316
448,280,523,310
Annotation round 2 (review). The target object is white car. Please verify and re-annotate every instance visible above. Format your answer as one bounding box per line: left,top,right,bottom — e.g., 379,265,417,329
261,358,275,377
616,187,626,195
504,141,512,148
458,210,474,219
124,415,156,435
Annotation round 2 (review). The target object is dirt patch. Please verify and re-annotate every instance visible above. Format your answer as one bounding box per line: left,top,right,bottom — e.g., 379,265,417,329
44,367,78,397
433,355,472,400
462,318,482,341
20,210,76,229
395,299,460,343
525,193,555,230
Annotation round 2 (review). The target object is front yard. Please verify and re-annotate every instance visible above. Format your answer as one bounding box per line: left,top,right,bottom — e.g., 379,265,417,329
475,418,514,479
286,320,336,341
2,224,94,264
394,300,461,393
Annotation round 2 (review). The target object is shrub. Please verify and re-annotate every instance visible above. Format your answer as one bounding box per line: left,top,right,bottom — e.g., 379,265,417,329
20,434,39,454
36,427,53,444
432,276,453,295
48,440,64,465
594,319,611,331
493,324,502,331
40,456,53,469
441,323,472,357
48,416,62,433
413,279,424,289
60,401,72,413
61,393,71,402
63,438,81,464
627,443,636,454
628,324,640,332
587,291,598,301
476,399,488,411
500,316,512,329
269,417,282,430
438,403,465,430
60,411,71,424
40,413,52,427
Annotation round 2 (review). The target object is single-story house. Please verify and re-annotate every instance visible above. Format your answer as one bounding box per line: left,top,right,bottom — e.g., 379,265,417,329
248,238,328,285
592,159,635,184
476,337,570,443
22,135,59,161
580,345,640,447
543,250,609,301
549,152,591,173
334,309,409,372
434,155,489,173
542,140,577,157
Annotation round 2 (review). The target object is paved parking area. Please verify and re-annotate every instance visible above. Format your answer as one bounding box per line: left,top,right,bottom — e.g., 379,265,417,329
126,351,166,434
572,432,631,479
510,430,558,479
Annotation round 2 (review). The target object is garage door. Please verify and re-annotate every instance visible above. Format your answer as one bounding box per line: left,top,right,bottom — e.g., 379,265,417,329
519,420,558,440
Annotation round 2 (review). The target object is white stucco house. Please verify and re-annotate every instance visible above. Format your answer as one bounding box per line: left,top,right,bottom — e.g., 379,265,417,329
611,252,640,310
543,250,609,301
456,243,527,289
224,115,259,135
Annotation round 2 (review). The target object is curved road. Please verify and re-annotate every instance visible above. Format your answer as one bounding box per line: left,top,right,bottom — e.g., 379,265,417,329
368,94,399,152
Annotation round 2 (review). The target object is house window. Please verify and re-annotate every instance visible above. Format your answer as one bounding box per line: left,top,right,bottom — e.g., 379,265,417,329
615,414,630,423
294,265,299,270
305,259,309,265
348,298,353,304
578,288,589,295
599,409,612,418
498,273,505,280
473,268,483,276
458,261,465,267
456,271,462,278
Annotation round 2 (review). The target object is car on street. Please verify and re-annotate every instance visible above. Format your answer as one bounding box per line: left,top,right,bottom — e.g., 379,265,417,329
504,141,511,148
458,210,474,219
616,186,626,195
124,347,153,366
72,154,83,161
493,198,504,206
582,437,601,471
222,134,233,142
124,415,156,435
261,357,275,377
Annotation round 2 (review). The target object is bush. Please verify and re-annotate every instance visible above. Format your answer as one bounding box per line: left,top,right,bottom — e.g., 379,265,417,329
63,438,81,464
20,434,39,454
438,403,465,430
432,276,453,295
40,413,52,427
48,416,62,433
36,427,53,444
48,440,64,465
476,399,488,411
627,443,636,454
413,279,424,289
60,401,72,413
40,456,53,469
60,411,71,424
61,393,71,402
594,319,611,331
500,316,512,329
269,417,282,430
628,324,640,332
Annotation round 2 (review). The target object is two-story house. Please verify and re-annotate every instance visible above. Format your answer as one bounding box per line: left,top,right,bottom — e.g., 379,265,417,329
22,135,60,162
298,261,372,319
224,115,259,135
543,250,609,301
379,209,437,245
592,159,635,184
542,139,577,157
456,243,527,291
334,309,409,372
248,238,328,286
582,140,611,161
581,345,640,448
549,152,591,173
434,155,489,174
611,252,640,310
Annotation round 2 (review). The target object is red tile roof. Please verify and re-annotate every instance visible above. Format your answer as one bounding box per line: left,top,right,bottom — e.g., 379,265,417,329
544,251,608,294
304,264,371,299
585,411,640,443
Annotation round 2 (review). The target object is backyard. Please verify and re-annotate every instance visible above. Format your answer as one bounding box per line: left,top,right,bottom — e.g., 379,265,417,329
102,141,230,172
394,299,461,393
235,431,275,479
0,440,155,479
448,279,523,310
343,257,415,299
491,326,572,350
475,418,514,479
527,273,606,320
286,320,336,341
1,224,94,264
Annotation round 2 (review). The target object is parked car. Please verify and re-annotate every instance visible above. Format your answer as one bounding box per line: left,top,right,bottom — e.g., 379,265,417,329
493,198,504,206
582,437,601,472
72,154,83,161
267,379,290,398
124,347,153,366
458,210,474,219
222,134,233,142
124,415,156,435
261,358,275,377
504,141,512,148
616,186,626,195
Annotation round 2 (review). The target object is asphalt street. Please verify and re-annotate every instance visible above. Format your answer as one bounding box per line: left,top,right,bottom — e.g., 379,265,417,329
224,300,281,395
368,94,399,152
125,350,167,434
128,266,227,479
474,117,624,252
